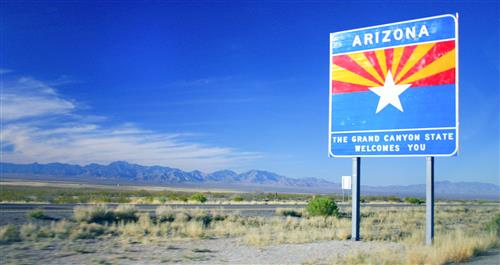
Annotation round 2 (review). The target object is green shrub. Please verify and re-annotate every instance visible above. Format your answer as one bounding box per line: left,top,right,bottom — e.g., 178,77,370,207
275,208,303,217
196,215,213,227
232,195,244,202
306,197,339,217
404,197,425,205
158,196,167,204
27,209,48,220
190,193,207,203
486,213,500,237
0,225,21,244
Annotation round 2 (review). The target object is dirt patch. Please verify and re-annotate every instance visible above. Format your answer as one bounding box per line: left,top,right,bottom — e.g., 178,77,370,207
0,237,402,264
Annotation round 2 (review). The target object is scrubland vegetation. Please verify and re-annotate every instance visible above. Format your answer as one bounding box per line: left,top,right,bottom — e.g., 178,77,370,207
1,199,499,264
0,185,315,204
1,184,490,205
1,185,499,264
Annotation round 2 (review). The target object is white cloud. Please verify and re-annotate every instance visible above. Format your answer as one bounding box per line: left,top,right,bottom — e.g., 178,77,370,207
1,77,75,121
0,74,259,172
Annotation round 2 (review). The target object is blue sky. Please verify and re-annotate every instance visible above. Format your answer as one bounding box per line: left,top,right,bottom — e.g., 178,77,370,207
1,2,498,185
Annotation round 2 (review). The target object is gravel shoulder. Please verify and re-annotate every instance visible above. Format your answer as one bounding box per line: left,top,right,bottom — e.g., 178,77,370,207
0,237,403,265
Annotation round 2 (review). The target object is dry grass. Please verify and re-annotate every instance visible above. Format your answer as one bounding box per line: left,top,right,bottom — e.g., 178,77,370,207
328,230,498,265
0,224,20,244
73,205,114,223
325,207,500,265
242,216,351,246
1,204,498,264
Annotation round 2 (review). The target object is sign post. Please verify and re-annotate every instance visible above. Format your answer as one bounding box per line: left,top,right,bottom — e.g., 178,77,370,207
352,158,360,241
426,156,434,245
329,14,458,244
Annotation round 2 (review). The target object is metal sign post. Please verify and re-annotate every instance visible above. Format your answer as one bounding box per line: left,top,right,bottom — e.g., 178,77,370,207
352,157,360,241
426,156,434,245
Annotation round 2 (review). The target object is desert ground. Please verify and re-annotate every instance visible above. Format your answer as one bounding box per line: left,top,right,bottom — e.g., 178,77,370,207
1,182,499,265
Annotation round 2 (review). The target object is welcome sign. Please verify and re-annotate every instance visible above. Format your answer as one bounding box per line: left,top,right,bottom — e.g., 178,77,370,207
329,14,459,157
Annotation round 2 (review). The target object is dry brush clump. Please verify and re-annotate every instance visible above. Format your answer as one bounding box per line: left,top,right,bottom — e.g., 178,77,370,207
114,207,228,242
73,205,115,223
0,224,21,244
275,208,304,217
3,220,111,242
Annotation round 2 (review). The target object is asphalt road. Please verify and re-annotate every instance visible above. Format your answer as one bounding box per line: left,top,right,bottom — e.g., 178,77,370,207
453,250,500,265
0,202,494,211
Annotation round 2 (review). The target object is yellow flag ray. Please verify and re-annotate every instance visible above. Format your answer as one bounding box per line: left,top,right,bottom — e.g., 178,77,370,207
391,47,404,76
347,52,384,84
375,49,387,78
400,49,456,84
332,64,382,87
395,42,436,83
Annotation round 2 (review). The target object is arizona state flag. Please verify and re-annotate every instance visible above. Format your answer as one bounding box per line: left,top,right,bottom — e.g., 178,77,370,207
329,15,458,157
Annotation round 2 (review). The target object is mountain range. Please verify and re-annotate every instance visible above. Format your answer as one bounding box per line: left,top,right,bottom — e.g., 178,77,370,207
1,161,498,200
0,161,332,187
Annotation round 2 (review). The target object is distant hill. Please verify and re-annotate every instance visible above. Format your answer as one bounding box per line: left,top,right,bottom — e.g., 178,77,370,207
0,161,333,188
362,181,500,200
1,161,498,200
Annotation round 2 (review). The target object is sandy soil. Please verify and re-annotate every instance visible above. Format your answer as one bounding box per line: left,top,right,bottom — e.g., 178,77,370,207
0,237,403,265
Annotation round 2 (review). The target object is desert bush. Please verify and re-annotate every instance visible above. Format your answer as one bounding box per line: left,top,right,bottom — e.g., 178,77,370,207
70,223,107,239
27,209,49,220
306,197,339,217
156,206,176,222
275,208,303,217
114,204,138,223
74,205,115,224
48,220,76,238
175,212,191,222
485,213,500,237
197,214,212,227
232,195,244,202
183,221,205,238
158,196,167,204
211,209,227,221
0,225,21,244
20,223,39,240
167,208,215,226
115,213,161,240
405,197,425,205
190,193,207,203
